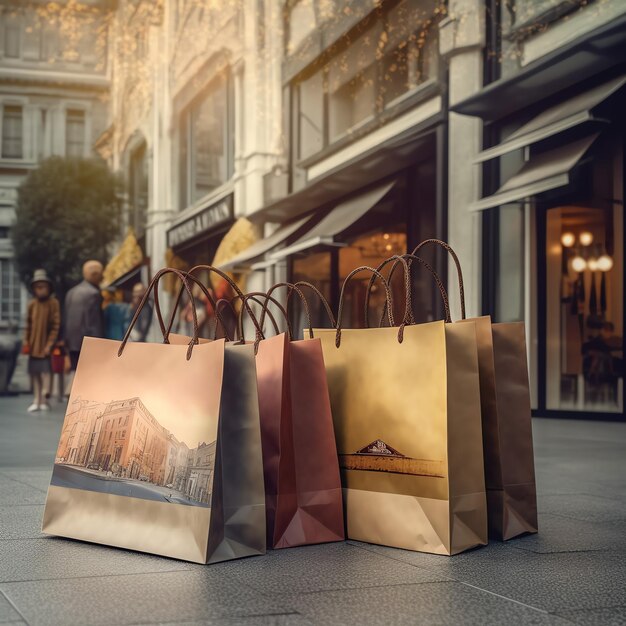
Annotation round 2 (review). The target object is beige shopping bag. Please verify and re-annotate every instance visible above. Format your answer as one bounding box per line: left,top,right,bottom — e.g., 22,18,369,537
312,264,487,555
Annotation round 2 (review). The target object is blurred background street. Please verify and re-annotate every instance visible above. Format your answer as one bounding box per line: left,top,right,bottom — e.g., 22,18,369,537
1,395,625,625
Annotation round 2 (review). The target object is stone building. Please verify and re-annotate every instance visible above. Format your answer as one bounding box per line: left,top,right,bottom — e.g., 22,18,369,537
0,0,112,334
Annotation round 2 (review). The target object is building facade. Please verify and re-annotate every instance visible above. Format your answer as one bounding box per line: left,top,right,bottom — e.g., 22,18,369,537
0,0,112,335
20,0,620,421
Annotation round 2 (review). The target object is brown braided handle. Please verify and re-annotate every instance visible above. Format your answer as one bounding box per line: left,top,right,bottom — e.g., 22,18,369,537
164,264,263,341
364,253,452,327
413,239,466,319
237,291,292,353
228,293,281,342
152,270,232,342
262,282,313,339
290,281,336,328
335,266,397,348
119,267,199,360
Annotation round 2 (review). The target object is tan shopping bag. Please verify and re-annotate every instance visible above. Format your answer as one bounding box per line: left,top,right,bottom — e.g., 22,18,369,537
312,264,487,555
43,269,230,563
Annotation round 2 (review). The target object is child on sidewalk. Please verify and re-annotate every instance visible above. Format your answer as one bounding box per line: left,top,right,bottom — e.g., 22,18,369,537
23,269,61,412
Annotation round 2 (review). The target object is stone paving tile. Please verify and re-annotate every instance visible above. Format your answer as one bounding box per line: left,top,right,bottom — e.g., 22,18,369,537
0,477,46,506
138,615,313,626
349,541,626,612
537,493,626,523
0,592,23,623
281,582,573,626
0,505,45,540
555,605,626,625
0,469,52,493
0,538,196,583
219,542,449,595
511,513,626,554
0,570,292,626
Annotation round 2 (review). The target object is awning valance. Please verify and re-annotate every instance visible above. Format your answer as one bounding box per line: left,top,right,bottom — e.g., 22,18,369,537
270,181,396,261
469,134,599,212
475,75,625,163
218,216,312,271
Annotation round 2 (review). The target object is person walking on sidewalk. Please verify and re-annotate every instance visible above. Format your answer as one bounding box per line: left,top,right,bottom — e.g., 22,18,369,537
63,260,104,394
22,269,61,412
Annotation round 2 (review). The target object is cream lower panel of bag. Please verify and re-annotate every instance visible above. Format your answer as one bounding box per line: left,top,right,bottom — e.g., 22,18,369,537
43,485,211,564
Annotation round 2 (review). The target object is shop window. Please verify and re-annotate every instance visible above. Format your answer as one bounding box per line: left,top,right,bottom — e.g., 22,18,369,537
0,259,22,324
1,105,23,159
3,16,21,59
545,205,623,413
179,74,232,210
292,0,441,161
65,109,86,157
291,251,333,333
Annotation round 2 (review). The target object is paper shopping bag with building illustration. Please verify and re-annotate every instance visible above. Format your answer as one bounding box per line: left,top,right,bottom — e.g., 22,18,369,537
42,269,264,564
312,266,487,556
411,239,538,540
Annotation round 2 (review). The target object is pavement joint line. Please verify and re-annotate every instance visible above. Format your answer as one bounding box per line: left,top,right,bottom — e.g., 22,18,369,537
0,503,44,508
457,581,550,615
0,473,49,495
0,587,30,626
124,611,304,626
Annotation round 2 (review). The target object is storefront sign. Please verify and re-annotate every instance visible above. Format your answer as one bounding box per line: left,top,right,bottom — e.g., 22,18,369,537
167,195,233,248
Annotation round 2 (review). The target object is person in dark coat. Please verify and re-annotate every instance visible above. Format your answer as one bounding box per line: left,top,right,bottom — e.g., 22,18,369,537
63,261,104,385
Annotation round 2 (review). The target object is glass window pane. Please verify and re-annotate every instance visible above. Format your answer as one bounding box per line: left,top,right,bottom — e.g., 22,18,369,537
66,109,85,157
2,105,23,159
190,78,228,203
327,23,381,141
298,71,324,160
546,205,623,413
291,252,332,334
4,19,20,58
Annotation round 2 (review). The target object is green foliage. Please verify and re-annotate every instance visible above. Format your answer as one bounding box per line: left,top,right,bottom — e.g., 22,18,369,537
11,156,121,298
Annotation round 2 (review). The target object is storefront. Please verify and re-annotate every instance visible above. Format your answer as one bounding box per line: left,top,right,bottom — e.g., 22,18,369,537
454,18,626,420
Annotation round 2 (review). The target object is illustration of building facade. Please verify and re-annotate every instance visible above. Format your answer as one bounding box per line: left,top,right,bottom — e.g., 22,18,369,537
55,396,215,504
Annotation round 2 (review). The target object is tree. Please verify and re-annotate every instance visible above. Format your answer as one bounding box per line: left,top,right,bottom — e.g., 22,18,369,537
12,156,121,298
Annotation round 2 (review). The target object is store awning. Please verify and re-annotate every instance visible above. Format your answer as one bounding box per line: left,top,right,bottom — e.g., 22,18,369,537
469,134,599,212
270,180,396,261
218,216,312,271
474,75,625,163
102,229,144,288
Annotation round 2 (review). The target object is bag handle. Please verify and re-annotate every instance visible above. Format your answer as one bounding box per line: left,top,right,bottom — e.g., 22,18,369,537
364,253,452,327
162,264,263,341
227,293,281,342
119,267,199,360
236,291,292,353
262,282,313,338
412,239,466,319
335,266,397,348
153,270,233,342
289,281,336,328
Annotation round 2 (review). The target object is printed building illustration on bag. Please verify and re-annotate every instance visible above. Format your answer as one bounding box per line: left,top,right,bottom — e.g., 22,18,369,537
53,396,215,506
340,439,445,478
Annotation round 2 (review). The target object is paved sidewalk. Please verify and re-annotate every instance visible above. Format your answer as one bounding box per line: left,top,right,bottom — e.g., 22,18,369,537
0,396,625,626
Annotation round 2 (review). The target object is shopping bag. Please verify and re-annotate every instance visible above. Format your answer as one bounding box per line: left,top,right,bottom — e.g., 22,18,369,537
153,268,267,562
249,285,345,549
371,240,538,540
42,268,231,563
312,264,487,555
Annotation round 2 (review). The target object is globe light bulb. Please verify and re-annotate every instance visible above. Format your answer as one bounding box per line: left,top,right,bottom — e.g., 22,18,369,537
579,231,594,246
597,254,613,272
561,232,575,247
587,257,599,271
571,256,587,273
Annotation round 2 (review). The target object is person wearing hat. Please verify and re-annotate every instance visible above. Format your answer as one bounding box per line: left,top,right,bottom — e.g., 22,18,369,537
22,269,61,412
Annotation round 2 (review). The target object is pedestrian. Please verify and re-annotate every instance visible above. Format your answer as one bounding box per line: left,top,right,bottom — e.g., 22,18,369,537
22,269,61,412
103,286,130,341
128,283,152,342
63,260,104,394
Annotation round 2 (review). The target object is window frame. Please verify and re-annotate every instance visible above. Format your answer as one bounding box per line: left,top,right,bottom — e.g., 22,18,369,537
1,103,24,160
0,259,23,326
178,70,234,212
65,108,87,158
3,14,22,59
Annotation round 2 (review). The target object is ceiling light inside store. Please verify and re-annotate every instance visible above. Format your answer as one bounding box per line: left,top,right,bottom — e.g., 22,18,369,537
561,232,575,247
571,256,587,273
579,231,594,246
597,255,613,271
587,258,599,271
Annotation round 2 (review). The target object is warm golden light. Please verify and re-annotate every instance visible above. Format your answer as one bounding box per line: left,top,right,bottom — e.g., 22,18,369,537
597,255,614,272
579,231,594,246
560,232,575,247
571,256,587,273
383,233,390,240
587,257,599,271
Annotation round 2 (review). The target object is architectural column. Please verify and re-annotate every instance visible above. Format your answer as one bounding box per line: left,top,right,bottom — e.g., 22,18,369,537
439,0,485,318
